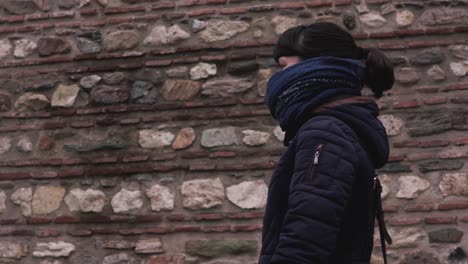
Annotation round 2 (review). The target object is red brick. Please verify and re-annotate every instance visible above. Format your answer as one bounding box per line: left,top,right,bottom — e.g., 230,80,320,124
393,100,420,109
425,27,454,35
91,156,118,164
220,7,248,14
118,62,144,69
92,228,120,235
407,152,435,161
62,158,86,165
7,15,25,23
70,120,95,128
209,151,237,158
231,224,262,232
201,225,231,232
425,216,457,225
173,226,202,232
419,140,450,148
240,97,265,105
151,153,177,161
36,229,62,237
104,6,146,14
452,137,468,146
12,159,41,166
172,56,199,64
133,14,161,22
57,168,85,178
188,8,216,17
54,216,80,224
162,12,186,20
167,214,192,222
369,31,396,39
86,164,154,176
0,172,30,180
305,0,332,7
438,201,468,211
81,215,110,223
388,217,422,226
152,2,175,10
120,118,140,125
80,8,98,16
68,229,93,236
189,163,216,171
26,13,49,21
276,2,306,9
194,213,225,221
454,26,468,33
27,217,53,224
460,216,468,222
383,204,398,212
146,255,185,264
120,227,171,235
0,218,22,225
441,82,468,92
388,154,405,162
11,229,35,236
405,203,435,212
423,96,447,105
216,161,276,171
395,28,425,37
109,215,136,223
200,55,227,61
228,211,265,219
122,155,149,163
134,215,164,222
146,60,172,67
451,97,468,104
31,171,58,179
43,121,66,129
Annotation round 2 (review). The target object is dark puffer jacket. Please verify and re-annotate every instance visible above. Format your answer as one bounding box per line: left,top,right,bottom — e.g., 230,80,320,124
259,101,389,264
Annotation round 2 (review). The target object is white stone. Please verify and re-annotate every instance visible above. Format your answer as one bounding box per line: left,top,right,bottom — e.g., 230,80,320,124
32,186,66,215
39,260,63,264
51,84,81,107
438,148,465,159
0,137,12,155
0,241,28,259
439,173,468,197
450,62,468,77
273,126,285,142
190,63,217,80
380,3,396,15
146,184,174,211
79,75,101,89
111,188,143,213
226,180,268,209
388,228,425,248
14,92,50,112
199,20,250,42
33,241,76,257
449,45,468,60
16,138,33,153
201,77,255,97
201,127,239,148
181,178,225,210
355,3,370,14
427,65,446,81
192,19,206,32
103,253,132,264
257,68,273,97
359,12,387,28
396,176,430,199
11,187,32,216
144,25,190,46
138,129,175,149
271,16,298,34
135,238,164,254
166,66,188,78
0,191,6,214
396,10,415,27
64,188,106,213
378,115,403,136
14,39,37,58
242,130,270,146
0,39,12,60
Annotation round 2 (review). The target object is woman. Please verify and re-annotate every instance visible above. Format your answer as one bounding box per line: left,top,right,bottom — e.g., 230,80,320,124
259,22,393,264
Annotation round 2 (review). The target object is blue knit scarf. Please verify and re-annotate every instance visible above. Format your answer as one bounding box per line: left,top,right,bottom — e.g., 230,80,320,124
265,56,366,131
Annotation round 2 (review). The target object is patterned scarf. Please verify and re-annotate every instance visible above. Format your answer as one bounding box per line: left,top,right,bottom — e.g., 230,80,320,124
265,56,366,131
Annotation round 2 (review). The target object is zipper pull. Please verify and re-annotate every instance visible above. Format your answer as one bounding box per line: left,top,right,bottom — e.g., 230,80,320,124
313,144,324,164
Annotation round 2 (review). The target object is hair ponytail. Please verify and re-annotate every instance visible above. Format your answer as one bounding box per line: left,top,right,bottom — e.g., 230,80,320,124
362,48,394,98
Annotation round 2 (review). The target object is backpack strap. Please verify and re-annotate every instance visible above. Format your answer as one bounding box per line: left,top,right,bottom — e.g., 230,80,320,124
374,174,392,264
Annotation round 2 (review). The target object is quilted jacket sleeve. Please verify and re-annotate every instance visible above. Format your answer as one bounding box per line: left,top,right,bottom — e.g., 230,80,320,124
269,118,359,264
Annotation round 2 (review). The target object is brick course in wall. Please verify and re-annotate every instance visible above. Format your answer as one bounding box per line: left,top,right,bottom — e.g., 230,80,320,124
0,0,467,263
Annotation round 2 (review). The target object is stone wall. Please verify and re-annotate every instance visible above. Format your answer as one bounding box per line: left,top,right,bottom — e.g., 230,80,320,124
0,0,467,263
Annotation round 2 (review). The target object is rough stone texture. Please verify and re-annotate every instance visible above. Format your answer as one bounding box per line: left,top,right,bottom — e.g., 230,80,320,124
11,187,32,216
226,180,268,209
172,127,196,150
427,65,446,81
242,130,270,146
0,91,12,112
131,80,157,104
202,77,255,97
419,160,464,173
90,86,129,105
166,66,188,78
419,8,466,26
138,129,175,149
13,39,37,58
14,92,50,112
0,137,12,155
2,0,37,14
450,62,468,77
185,240,257,258
51,84,81,107
102,72,125,85
161,80,200,101
381,3,395,15
342,13,356,30
359,12,387,28
111,188,143,213
144,25,190,46
257,68,273,97
64,137,125,153
389,228,426,248
410,48,445,65
400,251,440,264
102,253,133,264
192,19,207,32
32,186,65,215
378,115,403,136
16,137,33,153
199,20,249,42
201,127,239,148
37,37,71,56
439,173,468,197
190,63,217,80
0,241,28,259
429,228,464,243
0,39,12,60
395,67,420,84
77,31,101,54
0,192,6,214
396,10,415,27
146,184,174,211
406,112,452,136
79,75,101,89
227,61,259,75
273,126,285,142
449,45,468,60
64,188,106,212
33,242,76,257
181,178,225,210
146,255,185,264
396,176,430,199
135,238,164,254
103,30,140,51
271,16,298,34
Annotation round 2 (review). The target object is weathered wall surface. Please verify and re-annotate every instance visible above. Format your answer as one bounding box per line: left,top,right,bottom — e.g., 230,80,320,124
0,0,467,263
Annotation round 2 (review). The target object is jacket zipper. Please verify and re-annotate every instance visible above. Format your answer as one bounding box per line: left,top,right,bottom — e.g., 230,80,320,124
307,144,324,184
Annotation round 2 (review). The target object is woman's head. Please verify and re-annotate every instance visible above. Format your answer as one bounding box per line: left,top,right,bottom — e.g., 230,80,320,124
273,22,394,97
